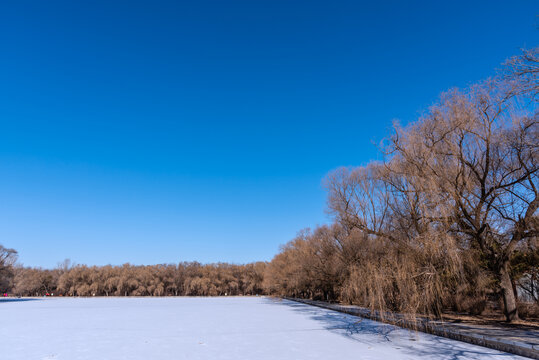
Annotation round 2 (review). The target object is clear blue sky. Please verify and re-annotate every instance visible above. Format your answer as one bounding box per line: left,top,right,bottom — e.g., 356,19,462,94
0,1,537,268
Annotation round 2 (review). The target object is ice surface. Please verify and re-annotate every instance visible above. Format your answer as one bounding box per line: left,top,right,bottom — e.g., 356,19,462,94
1,297,525,359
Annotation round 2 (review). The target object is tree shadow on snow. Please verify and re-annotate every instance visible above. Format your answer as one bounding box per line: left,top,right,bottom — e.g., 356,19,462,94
266,299,519,360
0,298,41,303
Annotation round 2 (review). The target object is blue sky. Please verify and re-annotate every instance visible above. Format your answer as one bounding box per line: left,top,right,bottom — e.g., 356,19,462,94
0,0,537,268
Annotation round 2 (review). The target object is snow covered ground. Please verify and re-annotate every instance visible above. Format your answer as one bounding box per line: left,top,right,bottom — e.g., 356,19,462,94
1,297,525,360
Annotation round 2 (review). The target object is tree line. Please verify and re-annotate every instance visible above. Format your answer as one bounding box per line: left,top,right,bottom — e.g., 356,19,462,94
8,260,266,297
1,49,537,324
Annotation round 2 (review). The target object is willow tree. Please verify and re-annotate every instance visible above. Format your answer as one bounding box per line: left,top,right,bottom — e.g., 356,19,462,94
388,62,537,321
325,49,538,322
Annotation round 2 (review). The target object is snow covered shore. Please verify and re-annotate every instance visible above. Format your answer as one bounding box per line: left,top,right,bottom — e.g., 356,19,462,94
1,297,526,359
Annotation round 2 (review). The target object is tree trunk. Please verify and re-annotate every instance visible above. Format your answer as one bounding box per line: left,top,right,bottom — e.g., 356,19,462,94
499,262,519,322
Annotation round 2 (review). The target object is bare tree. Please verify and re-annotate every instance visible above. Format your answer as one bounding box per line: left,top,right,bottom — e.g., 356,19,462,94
387,76,537,321
321,49,538,322
504,48,539,99
0,245,18,293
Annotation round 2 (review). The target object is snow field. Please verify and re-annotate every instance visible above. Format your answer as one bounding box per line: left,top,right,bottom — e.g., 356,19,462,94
1,297,526,360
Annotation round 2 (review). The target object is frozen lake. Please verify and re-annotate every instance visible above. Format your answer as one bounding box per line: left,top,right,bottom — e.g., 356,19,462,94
1,297,525,360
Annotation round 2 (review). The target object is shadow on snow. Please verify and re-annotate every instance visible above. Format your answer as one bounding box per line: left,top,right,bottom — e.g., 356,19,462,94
0,298,41,303
266,298,518,360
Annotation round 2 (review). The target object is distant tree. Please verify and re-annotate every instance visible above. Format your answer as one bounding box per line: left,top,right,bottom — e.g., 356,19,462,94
0,245,17,293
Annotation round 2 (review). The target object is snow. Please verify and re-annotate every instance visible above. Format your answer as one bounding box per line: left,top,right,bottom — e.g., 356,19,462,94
1,297,525,360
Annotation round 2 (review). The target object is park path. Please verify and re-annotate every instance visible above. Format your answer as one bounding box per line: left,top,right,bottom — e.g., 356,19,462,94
288,298,539,359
